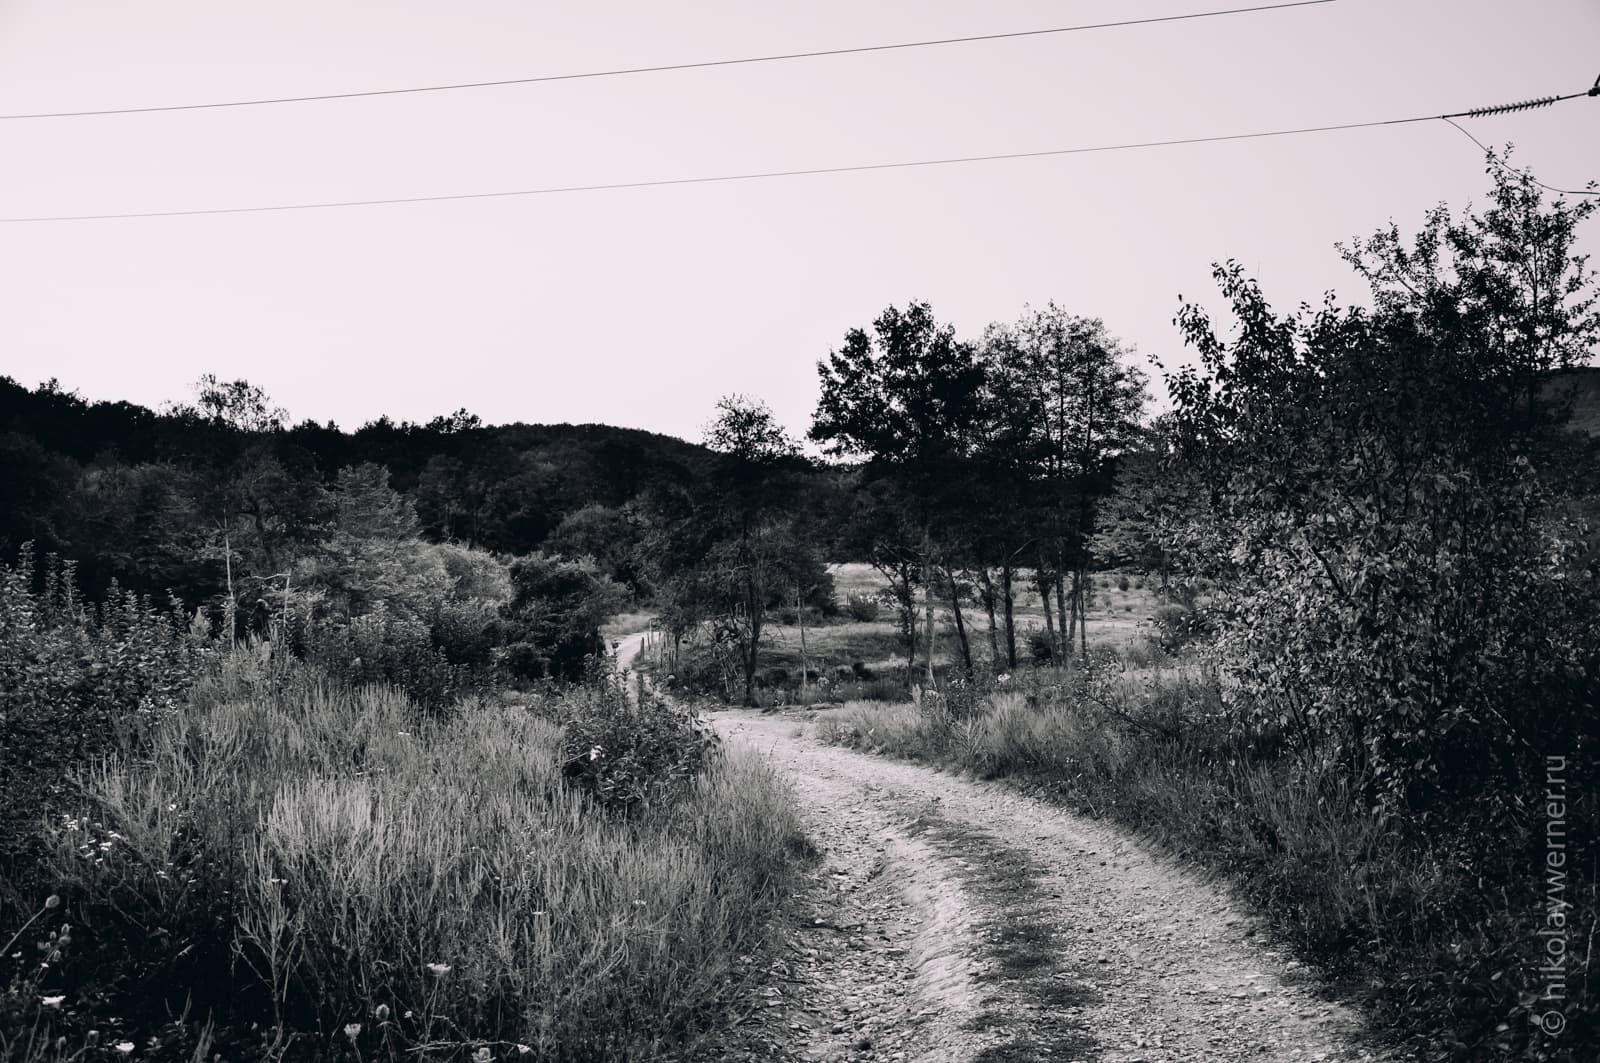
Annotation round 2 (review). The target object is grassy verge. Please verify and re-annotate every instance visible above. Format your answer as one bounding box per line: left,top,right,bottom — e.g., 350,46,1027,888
2,653,807,1062
816,668,1597,1062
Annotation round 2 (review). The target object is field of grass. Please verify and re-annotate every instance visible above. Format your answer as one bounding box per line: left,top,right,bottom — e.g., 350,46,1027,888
813,670,1598,1061
2,653,807,1062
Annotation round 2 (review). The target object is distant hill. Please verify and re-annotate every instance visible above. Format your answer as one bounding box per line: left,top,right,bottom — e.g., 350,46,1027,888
0,375,718,593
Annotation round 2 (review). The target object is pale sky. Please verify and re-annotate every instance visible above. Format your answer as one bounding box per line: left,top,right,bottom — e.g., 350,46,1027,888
1,0,1596,442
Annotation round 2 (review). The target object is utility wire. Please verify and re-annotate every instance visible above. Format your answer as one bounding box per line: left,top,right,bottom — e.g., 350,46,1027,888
2,88,1593,224
1440,117,1598,196
0,1,1335,120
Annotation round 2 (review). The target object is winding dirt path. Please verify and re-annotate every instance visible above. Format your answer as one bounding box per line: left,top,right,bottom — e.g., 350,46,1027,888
615,638,1388,1061
706,711,1393,1063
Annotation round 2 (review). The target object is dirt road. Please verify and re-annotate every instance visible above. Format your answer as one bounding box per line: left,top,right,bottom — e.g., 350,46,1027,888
705,710,1391,1063
613,637,1385,1061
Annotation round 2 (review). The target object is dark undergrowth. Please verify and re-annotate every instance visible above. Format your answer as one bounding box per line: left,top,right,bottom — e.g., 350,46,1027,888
818,666,1598,1063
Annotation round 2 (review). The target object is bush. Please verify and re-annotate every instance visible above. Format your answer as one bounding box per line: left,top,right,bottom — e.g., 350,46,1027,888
308,605,481,710
502,553,628,682
556,676,723,814
843,594,880,622
1145,602,1208,655
0,547,203,899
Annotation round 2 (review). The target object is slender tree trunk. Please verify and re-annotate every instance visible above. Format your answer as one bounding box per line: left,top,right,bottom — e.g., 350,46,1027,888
1064,569,1079,656
978,568,1002,672
743,607,762,706
797,588,810,692
1038,572,1056,662
1001,562,1017,668
222,529,236,646
1079,566,1090,657
921,528,937,686
1055,547,1071,662
948,570,972,673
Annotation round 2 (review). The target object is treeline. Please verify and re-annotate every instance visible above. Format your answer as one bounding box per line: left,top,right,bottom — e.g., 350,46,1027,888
0,375,736,695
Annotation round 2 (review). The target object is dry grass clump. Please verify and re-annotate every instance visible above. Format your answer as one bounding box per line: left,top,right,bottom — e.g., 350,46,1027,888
8,652,804,1062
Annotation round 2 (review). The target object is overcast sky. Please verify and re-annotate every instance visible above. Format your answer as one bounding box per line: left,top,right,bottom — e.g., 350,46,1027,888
1,0,1596,442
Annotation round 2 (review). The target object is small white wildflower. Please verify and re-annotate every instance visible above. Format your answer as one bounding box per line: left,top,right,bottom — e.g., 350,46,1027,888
473,1048,492,1063
426,963,451,976
516,1045,533,1056
41,994,65,1008
588,746,601,761
113,1042,134,1055
343,1023,362,1039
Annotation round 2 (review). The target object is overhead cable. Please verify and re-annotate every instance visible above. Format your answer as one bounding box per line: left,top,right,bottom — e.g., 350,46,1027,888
0,1,1336,120
2,86,1592,224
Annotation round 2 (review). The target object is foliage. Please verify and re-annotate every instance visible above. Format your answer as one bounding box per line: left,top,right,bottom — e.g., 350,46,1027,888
0,546,203,895
556,674,723,814
501,553,629,681
1168,160,1600,809
0,653,804,1062
843,594,880,622
307,604,485,710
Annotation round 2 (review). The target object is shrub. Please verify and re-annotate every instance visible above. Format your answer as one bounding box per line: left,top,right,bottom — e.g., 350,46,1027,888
502,553,629,682
556,676,723,814
843,594,880,622
1145,602,1208,655
308,604,479,710
0,547,202,899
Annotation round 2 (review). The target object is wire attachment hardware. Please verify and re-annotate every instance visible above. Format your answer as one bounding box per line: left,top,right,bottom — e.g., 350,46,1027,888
1464,95,1564,118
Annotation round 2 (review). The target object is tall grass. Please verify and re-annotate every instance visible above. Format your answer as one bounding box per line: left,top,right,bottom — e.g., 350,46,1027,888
817,667,1597,1061
5,653,805,1062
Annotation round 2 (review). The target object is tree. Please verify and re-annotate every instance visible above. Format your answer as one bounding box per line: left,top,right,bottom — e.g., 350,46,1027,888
501,553,628,680
811,302,986,684
700,395,815,705
1167,158,1600,808
981,306,1146,658
188,375,288,433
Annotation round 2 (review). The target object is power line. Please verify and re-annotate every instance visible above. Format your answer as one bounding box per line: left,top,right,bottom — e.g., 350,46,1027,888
1440,117,1598,196
0,1,1336,121
2,89,1592,224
